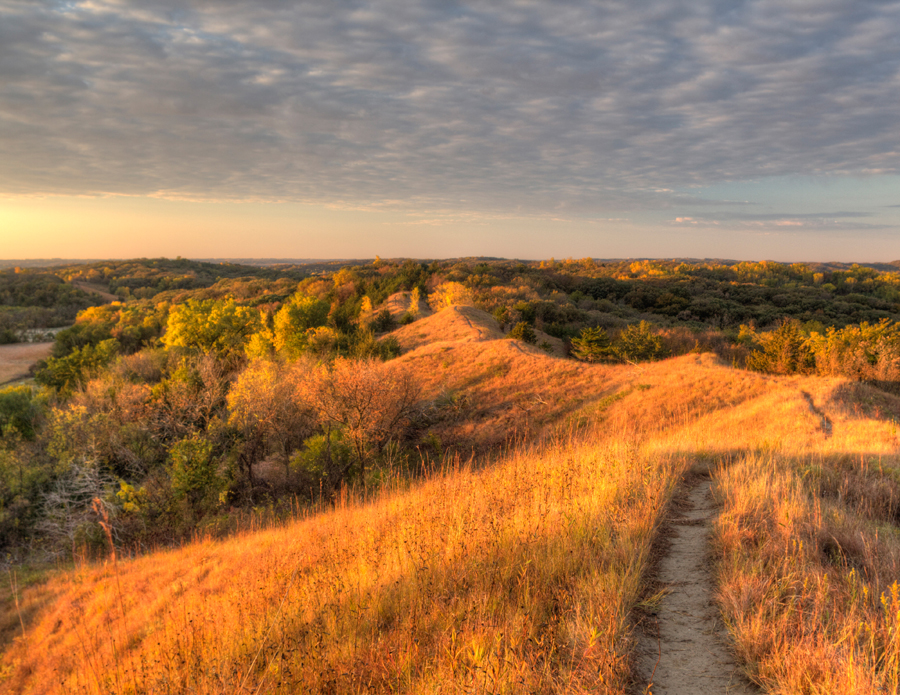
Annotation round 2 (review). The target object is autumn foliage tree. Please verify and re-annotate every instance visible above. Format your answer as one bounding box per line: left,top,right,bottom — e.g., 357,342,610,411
227,359,317,484
162,298,262,360
309,358,421,476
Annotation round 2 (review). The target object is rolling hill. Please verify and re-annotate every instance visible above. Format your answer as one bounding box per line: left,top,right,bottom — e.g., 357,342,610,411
2,304,900,694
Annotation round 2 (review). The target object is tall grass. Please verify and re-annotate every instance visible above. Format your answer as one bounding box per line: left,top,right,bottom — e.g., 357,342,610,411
714,448,900,693
3,429,680,694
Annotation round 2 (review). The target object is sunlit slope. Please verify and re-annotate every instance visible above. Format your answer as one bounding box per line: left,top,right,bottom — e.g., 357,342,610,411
4,431,680,693
5,307,900,693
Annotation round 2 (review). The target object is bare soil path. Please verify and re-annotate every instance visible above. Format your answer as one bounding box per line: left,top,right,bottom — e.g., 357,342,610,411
637,478,757,694
71,281,118,303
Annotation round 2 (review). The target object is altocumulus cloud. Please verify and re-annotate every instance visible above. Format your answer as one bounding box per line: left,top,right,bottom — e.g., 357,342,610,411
672,210,891,234
1,0,899,215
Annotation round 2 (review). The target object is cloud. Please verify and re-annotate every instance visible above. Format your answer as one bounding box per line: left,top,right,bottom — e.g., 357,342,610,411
670,209,893,233
1,0,900,215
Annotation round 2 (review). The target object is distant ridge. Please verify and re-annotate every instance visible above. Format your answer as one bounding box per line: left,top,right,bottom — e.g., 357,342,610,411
1,257,898,271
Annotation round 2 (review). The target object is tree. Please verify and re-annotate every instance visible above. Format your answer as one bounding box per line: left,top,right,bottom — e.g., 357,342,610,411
614,321,667,363
428,282,473,309
746,319,814,375
309,359,421,477
272,294,330,359
167,435,224,514
0,386,44,440
571,327,612,363
162,299,262,360
36,339,121,394
507,322,537,344
227,360,317,482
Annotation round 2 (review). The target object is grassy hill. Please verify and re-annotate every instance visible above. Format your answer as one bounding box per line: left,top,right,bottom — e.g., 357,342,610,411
3,305,900,693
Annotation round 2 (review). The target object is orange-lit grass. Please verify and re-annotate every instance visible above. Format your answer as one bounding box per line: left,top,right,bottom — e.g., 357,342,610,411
2,433,680,694
713,446,900,693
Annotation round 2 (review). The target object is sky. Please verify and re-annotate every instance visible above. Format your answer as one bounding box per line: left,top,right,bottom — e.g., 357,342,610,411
1,0,900,262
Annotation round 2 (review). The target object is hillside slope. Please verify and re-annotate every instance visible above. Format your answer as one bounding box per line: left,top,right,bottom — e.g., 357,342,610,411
3,307,900,694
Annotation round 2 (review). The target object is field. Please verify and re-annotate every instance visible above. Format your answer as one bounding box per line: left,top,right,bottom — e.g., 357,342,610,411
0,342,53,385
3,302,900,694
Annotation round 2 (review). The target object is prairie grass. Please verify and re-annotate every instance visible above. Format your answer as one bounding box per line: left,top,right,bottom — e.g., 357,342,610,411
711,381,900,693
6,305,900,694
1,428,681,694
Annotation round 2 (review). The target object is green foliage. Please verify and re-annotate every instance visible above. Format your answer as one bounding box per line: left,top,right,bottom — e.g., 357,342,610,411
746,319,815,375
36,338,121,394
370,309,395,333
571,327,613,363
290,430,354,487
0,444,55,550
163,299,262,359
614,321,667,363
507,322,537,344
0,385,45,440
0,269,100,333
167,435,223,510
273,294,330,359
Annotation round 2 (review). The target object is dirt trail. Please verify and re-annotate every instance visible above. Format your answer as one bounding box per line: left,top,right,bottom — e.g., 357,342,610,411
637,478,757,695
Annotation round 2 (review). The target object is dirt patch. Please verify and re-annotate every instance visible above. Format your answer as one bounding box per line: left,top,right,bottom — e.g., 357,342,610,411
71,281,118,303
0,342,53,385
636,475,757,694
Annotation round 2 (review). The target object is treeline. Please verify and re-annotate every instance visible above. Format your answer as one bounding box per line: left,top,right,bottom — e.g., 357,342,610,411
741,318,900,389
54,257,309,301
0,270,101,341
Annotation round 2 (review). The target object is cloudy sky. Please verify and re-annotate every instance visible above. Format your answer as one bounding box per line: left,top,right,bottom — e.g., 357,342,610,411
2,0,900,261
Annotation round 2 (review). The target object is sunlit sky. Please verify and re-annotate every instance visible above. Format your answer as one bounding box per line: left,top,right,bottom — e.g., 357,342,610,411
2,0,900,262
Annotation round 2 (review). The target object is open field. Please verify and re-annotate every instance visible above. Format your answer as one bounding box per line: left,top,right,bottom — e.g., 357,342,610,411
3,303,900,693
0,342,53,385
69,282,119,303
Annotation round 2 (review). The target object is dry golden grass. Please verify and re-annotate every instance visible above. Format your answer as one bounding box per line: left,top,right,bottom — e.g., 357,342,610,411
6,304,900,693
0,342,53,385
392,305,503,352
702,380,900,693
1,430,683,694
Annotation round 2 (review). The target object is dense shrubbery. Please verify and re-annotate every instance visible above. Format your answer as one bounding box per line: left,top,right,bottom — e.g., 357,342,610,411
745,318,900,389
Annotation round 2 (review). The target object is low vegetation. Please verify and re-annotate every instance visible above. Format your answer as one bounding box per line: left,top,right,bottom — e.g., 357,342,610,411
1,256,900,692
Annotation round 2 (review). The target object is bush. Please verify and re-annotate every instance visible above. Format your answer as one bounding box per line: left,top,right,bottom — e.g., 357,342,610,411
614,321,667,363
507,322,537,344
290,429,354,493
746,319,814,375
168,435,224,513
571,327,612,363
371,309,395,333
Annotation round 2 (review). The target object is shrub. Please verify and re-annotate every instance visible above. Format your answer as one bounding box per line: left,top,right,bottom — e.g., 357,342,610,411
571,327,612,363
168,435,224,513
370,309,395,333
507,322,537,344
614,321,667,363
746,319,814,375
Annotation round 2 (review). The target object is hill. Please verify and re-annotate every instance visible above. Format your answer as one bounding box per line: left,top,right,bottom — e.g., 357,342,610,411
3,302,900,693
